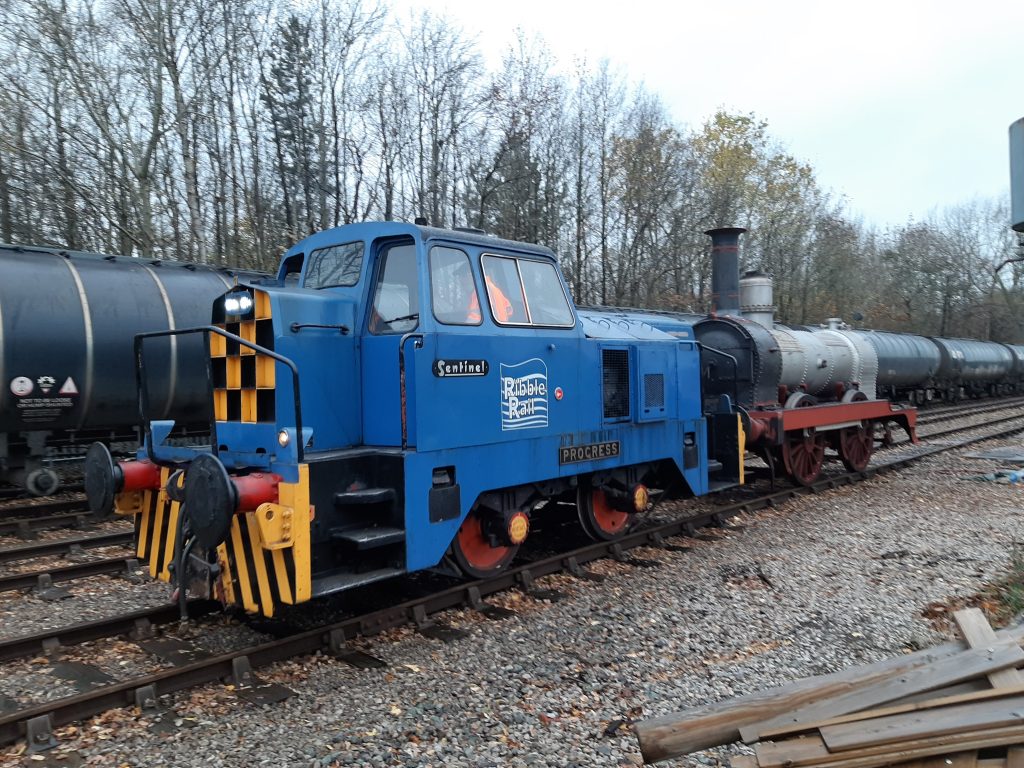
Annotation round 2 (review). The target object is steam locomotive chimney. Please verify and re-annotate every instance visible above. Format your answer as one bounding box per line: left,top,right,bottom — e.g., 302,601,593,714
705,227,747,317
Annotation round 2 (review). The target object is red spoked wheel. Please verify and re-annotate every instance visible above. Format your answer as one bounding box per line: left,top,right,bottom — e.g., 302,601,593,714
577,484,631,541
782,430,827,486
778,391,826,486
451,509,519,579
838,424,874,472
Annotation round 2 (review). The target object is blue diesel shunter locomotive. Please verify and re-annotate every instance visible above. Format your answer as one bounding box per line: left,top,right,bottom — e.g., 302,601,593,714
86,222,744,616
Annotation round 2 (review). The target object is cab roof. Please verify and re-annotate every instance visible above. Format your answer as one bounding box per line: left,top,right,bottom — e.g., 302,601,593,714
284,222,556,262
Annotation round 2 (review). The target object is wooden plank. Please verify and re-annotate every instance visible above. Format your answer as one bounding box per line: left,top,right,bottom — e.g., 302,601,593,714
755,734,832,767
757,682,1024,741
730,757,758,768
739,641,1024,743
955,608,1024,689
819,694,1024,751
636,651,956,763
633,623,1024,764
1008,746,1024,768
755,725,1024,768
887,752,976,768
883,679,991,707
944,751,980,768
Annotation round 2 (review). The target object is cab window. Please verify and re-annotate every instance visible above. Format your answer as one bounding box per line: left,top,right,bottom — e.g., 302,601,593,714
519,259,574,326
369,243,418,334
304,241,363,288
431,246,481,325
280,253,304,286
481,254,574,328
480,255,528,324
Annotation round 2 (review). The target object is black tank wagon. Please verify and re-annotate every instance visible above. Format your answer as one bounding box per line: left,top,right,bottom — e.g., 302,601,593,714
0,244,263,494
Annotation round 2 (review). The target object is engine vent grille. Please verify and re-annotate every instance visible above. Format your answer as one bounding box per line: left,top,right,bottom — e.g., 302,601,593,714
644,373,665,409
602,349,630,419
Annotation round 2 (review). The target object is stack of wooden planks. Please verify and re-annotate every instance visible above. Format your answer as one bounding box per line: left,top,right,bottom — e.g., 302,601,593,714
633,608,1024,768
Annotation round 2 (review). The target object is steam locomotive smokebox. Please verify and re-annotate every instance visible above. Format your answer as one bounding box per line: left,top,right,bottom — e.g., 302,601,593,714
1012,117,1024,233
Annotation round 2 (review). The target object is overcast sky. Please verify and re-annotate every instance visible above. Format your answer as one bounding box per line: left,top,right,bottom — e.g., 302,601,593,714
389,0,1024,230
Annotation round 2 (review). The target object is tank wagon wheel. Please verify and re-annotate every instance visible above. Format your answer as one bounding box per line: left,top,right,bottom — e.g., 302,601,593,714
780,392,825,487
451,509,521,579
577,482,632,541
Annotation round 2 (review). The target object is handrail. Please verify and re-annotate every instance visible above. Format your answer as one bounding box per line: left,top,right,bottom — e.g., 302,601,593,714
133,325,305,463
398,332,424,450
697,342,741,409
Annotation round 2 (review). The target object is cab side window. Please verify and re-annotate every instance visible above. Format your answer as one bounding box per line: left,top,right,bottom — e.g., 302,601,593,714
481,254,574,328
431,246,481,325
304,241,363,289
480,255,528,324
369,243,419,334
519,260,574,326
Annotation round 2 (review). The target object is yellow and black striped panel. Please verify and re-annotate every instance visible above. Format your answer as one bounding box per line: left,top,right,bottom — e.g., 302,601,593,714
211,290,275,424
214,464,312,617
132,467,180,581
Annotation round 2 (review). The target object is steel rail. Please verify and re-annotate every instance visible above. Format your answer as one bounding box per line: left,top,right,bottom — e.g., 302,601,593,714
0,497,88,521
916,397,1024,425
0,556,140,595
0,602,221,664
0,511,106,538
0,530,133,565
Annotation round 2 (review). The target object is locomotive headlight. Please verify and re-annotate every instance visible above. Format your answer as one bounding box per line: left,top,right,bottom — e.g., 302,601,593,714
277,429,290,448
224,290,254,317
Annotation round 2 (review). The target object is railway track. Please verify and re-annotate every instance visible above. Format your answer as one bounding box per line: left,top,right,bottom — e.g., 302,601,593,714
3,411,1024,751
0,530,133,566
915,396,1024,425
0,483,85,503
0,494,106,539
0,397,1018,597
0,556,143,596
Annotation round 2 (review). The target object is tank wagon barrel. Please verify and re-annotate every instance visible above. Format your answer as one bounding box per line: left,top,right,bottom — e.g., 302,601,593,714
0,244,264,494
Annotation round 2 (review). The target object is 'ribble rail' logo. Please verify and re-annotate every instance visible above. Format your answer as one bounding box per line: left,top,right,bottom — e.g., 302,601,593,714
500,358,548,430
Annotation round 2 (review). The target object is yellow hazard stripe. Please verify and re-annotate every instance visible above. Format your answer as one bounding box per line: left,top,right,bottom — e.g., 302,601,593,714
737,413,746,486
244,512,275,617
216,543,236,606
160,500,180,580
136,490,153,561
280,464,312,603
271,548,294,605
230,517,258,614
148,491,167,580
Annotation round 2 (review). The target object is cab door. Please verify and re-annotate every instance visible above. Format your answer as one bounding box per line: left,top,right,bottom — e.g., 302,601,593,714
412,245,583,453
361,239,422,446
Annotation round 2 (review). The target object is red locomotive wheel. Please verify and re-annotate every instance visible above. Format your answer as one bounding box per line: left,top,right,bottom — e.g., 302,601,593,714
783,430,826,486
838,425,873,472
451,510,518,579
577,485,630,541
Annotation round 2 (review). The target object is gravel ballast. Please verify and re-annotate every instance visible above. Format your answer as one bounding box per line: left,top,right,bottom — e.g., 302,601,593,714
2,434,1024,767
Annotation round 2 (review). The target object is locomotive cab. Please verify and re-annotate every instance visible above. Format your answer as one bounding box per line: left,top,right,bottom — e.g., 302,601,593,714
87,222,726,616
